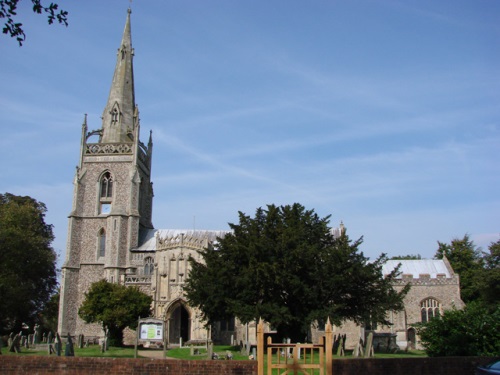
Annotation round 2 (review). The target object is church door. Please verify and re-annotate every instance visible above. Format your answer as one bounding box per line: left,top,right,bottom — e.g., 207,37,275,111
168,303,190,345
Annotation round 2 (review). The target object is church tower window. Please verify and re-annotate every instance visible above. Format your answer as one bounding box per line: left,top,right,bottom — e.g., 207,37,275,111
98,228,106,258
99,172,113,214
100,172,113,198
420,298,441,322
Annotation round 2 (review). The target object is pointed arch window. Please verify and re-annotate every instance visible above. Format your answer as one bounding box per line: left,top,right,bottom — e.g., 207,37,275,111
99,172,113,214
144,257,154,276
420,298,441,323
98,228,106,258
100,172,113,199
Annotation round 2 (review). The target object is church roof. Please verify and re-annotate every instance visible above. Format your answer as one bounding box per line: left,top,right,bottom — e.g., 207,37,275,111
382,259,452,278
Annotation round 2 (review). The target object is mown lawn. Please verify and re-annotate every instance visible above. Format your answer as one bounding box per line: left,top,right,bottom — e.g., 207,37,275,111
1,344,426,360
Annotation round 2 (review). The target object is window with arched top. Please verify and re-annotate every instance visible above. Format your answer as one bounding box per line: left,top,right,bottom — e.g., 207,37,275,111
98,228,106,258
144,257,154,276
99,172,113,214
420,298,441,323
100,172,113,199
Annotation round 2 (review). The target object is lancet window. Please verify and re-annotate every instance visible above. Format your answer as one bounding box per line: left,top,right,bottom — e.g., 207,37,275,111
98,228,106,258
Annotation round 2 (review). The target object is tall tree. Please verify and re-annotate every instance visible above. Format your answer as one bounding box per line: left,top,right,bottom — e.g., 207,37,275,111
434,234,484,303
477,238,500,308
185,203,409,342
78,280,152,346
0,193,58,334
1,0,68,45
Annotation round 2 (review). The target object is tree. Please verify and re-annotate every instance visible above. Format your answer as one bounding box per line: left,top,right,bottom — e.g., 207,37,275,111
1,0,68,45
78,280,152,346
391,254,422,260
417,302,500,357
0,193,58,334
185,203,409,342
434,234,484,303
476,238,500,309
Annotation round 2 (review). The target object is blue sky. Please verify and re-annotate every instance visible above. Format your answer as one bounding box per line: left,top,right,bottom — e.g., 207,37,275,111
1,0,499,265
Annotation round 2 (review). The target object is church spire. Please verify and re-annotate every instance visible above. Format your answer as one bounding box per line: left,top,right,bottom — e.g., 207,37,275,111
101,8,136,143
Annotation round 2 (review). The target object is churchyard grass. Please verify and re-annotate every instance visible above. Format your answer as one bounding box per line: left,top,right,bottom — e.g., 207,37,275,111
2,344,426,359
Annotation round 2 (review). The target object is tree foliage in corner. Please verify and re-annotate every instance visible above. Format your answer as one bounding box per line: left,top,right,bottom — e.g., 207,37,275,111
184,203,409,342
417,302,500,357
78,279,152,346
0,0,68,45
434,234,499,306
0,193,58,333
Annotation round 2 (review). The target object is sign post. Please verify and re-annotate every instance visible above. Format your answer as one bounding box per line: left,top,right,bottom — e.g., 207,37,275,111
134,317,165,359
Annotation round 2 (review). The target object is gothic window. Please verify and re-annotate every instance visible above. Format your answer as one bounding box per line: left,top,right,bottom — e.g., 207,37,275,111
420,298,441,323
98,228,106,258
144,256,154,276
99,172,113,214
100,172,113,198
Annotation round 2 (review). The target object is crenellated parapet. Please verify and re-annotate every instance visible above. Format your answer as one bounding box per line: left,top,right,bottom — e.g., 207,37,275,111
392,272,460,286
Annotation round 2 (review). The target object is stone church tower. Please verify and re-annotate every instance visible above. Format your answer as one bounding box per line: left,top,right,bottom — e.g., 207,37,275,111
58,9,154,336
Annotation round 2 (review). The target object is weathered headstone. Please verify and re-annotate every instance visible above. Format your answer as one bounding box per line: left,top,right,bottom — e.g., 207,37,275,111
47,331,53,344
55,333,62,356
65,333,74,357
9,334,21,353
34,324,41,344
78,334,84,349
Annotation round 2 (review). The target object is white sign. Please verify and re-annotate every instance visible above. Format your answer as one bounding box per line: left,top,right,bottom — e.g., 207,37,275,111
139,322,163,341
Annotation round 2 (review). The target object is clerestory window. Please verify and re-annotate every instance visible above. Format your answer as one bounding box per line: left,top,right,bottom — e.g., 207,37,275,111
420,298,441,323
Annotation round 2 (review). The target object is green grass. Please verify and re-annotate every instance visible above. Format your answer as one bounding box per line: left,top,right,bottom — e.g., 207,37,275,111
1,344,426,360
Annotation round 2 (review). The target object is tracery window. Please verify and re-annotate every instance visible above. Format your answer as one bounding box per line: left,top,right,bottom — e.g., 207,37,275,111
98,228,106,258
144,256,154,276
100,172,113,199
420,298,441,323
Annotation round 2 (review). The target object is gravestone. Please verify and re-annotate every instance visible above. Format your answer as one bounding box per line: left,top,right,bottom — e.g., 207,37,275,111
78,334,84,349
55,333,62,356
65,333,74,356
9,334,21,353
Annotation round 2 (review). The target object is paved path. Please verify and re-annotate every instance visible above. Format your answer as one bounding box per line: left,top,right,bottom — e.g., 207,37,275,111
137,350,167,359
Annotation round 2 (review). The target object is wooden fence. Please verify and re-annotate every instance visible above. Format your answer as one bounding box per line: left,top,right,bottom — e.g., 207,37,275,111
257,318,333,375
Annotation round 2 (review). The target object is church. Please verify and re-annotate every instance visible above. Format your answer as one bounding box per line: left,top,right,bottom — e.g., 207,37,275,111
57,10,464,350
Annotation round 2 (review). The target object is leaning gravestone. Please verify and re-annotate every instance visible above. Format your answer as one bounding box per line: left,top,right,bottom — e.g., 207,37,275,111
9,334,21,353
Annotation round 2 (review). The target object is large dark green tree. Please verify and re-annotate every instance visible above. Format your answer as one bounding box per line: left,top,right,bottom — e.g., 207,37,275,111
78,279,152,346
1,0,68,45
0,193,58,334
185,203,409,342
435,234,487,304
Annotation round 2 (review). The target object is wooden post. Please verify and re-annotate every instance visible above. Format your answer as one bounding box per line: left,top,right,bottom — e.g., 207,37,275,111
325,318,333,375
257,318,264,375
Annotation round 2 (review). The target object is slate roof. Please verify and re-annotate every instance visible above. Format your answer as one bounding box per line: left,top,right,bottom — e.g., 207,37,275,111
382,259,452,278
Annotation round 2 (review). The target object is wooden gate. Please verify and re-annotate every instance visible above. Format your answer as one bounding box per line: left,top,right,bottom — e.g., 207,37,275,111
257,318,333,375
